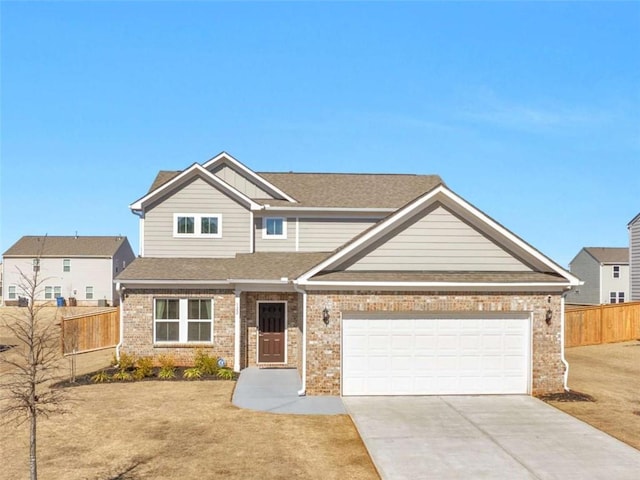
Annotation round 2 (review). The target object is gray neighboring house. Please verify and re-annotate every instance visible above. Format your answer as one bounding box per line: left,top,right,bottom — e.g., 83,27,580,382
630,213,640,301
565,247,629,305
2,236,135,306
116,152,580,397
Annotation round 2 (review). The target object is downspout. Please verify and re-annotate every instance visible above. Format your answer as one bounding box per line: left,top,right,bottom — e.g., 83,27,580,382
234,289,241,373
560,291,570,391
293,282,307,396
115,282,124,361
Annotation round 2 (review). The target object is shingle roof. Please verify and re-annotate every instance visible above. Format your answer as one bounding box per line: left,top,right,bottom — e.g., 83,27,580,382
146,170,443,209
116,252,331,282
584,247,629,264
309,271,568,283
3,236,130,257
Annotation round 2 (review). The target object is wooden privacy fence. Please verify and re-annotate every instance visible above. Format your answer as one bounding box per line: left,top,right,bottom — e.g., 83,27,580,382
61,308,120,355
565,302,640,348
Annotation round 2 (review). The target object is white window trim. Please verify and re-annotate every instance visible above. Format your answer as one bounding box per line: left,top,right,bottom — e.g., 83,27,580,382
86,286,94,300
173,213,222,238
262,217,287,239
153,298,214,344
63,258,71,272
8,285,17,299
612,265,620,278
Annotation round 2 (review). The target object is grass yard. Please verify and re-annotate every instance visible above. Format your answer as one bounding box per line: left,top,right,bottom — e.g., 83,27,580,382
545,340,640,450
0,306,378,479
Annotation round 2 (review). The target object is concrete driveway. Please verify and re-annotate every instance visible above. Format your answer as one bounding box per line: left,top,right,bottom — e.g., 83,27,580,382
344,396,640,480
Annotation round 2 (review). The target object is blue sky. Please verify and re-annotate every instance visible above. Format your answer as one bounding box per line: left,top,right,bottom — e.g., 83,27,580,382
1,1,638,267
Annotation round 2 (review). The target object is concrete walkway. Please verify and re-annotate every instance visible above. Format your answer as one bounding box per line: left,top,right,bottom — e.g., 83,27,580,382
345,395,640,480
232,367,346,414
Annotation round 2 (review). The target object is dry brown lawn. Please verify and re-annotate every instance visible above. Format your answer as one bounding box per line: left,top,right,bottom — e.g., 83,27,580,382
0,306,378,479
546,340,640,450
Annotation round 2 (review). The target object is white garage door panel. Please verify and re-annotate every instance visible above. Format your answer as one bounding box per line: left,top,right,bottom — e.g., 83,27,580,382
342,318,530,396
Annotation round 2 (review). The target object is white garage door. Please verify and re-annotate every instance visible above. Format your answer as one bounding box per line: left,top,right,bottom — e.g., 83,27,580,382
342,317,530,396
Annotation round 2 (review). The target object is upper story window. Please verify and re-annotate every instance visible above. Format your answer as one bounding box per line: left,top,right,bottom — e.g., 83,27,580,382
174,214,222,238
612,265,620,278
32,258,40,272
63,259,71,272
263,217,287,239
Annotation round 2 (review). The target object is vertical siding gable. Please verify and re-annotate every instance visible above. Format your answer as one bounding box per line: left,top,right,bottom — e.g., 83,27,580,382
210,164,275,199
343,205,533,272
144,177,251,258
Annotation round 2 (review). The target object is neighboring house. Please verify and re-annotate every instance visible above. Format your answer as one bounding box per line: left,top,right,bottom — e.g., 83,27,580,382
3,236,135,306
0,262,3,305
630,213,640,301
565,247,629,305
116,152,580,397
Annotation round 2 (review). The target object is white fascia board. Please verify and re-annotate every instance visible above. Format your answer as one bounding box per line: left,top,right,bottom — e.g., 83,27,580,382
262,206,394,213
299,280,573,292
436,187,582,285
226,278,288,284
297,183,581,286
129,163,262,211
202,151,298,203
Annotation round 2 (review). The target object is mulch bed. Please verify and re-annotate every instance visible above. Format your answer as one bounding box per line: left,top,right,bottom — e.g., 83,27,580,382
52,366,236,389
538,390,595,402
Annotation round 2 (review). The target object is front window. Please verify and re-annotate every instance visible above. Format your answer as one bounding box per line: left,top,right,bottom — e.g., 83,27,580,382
612,265,620,278
8,286,16,300
174,214,222,238
86,286,94,300
263,217,286,239
154,298,213,343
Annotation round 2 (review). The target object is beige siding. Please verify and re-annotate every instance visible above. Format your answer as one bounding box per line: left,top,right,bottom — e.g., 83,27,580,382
210,164,275,199
254,217,296,252
298,218,377,252
144,177,251,258
346,206,531,271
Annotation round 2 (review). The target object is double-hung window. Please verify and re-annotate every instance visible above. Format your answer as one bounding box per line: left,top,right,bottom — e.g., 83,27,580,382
154,298,213,343
63,259,71,272
609,291,625,304
86,286,94,300
263,217,286,239
174,214,222,238
45,286,62,300
8,286,16,300
612,266,620,278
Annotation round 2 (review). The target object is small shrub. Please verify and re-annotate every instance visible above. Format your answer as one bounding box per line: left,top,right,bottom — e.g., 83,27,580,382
117,352,136,371
110,353,118,367
216,367,235,380
194,349,218,375
183,367,203,380
112,370,133,382
134,356,154,379
91,370,111,383
158,355,176,379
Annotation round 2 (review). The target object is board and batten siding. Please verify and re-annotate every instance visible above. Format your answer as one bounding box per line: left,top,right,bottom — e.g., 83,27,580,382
144,177,251,258
631,218,640,301
210,163,275,199
345,206,530,271
565,250,600,305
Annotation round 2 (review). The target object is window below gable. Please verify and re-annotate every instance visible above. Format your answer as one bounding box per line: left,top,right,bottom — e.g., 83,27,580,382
262,217,287,239
173,213,222,238
612,265,620,278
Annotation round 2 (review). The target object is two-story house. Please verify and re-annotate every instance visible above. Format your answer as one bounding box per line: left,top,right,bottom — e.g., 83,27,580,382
629,213,640,301
116,152,580,397
3,236,135,306
565,247,629,305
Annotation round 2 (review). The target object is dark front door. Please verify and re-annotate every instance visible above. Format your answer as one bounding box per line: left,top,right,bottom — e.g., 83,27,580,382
258,302,286,363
